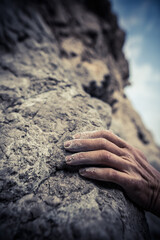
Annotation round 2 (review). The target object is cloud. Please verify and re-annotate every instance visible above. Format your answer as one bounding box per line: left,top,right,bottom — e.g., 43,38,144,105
124,34,160,87
124,32,160,144
124,34,160,86
146,21,154,32
124,35,143,60
154,72,160,83
116,0,156,33
131,63,156,85
120,16,143,30
125,56,160,144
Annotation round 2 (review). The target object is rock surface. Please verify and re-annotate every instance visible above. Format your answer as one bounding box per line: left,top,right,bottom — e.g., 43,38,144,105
0,0,159,239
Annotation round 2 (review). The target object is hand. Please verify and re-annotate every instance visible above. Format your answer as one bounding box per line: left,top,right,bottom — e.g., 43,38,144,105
64,130,160,217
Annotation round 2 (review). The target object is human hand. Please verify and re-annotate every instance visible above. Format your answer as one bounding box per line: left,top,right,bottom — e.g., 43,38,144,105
64,130,160,217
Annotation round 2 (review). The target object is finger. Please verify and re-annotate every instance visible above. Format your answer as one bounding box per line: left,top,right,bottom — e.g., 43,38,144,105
64,138,124,155
73,130,127,148
65,150,126,170
135,148,148,162
79,167,127,187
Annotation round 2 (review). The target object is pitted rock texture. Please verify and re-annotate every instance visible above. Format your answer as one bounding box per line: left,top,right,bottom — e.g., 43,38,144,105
0,40,148,239
0,0,157,239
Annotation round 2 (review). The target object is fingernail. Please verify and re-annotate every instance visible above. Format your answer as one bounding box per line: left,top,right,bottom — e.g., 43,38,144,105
64,141,71,148
79,168,87,176
65,156,73,164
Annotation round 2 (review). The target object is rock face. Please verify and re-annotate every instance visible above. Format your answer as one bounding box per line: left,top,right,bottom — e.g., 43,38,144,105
0,0,159,239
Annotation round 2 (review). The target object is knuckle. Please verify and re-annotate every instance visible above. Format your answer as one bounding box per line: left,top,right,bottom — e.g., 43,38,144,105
108,169,117,180
104,129,113,137
99,130,111,139
125,162,136,172
103,150,111,161
120,141,128,149
99,138,107,148
124,142,133,151
122,148,133,160
108,130,113,136
100,150,107,157
99,130,116,141
99,130,107,136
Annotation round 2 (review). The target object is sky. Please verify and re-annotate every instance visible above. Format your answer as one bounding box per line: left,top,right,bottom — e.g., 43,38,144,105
110,0,160,145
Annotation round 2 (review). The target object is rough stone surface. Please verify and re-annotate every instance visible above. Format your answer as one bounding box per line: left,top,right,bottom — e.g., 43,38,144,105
0,0,159,239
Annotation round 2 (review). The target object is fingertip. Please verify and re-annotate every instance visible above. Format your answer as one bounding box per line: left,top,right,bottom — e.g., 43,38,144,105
64,141,71,148
79,167,97,176
79,168,87,176
65,155,72,164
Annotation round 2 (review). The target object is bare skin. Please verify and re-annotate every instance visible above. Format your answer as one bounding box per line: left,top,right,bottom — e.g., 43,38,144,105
64,130,160,217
